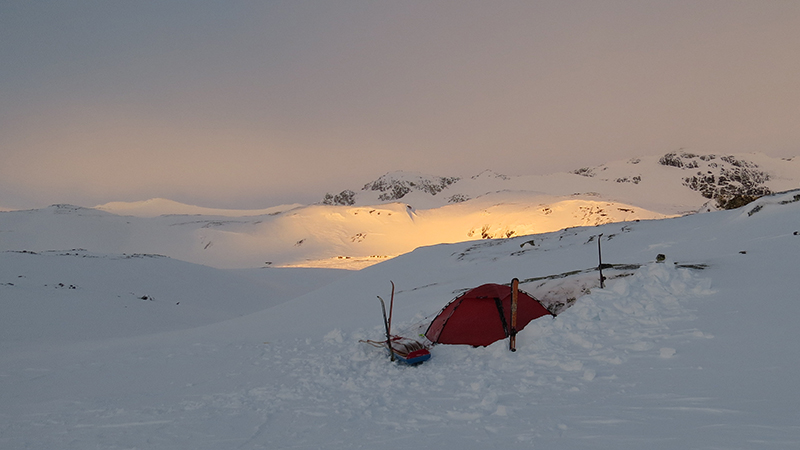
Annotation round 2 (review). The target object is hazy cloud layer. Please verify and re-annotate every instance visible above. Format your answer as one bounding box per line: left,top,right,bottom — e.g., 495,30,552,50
2,1,798,209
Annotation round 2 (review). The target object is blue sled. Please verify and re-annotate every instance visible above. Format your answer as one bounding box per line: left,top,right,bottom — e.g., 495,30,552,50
393,348,431,365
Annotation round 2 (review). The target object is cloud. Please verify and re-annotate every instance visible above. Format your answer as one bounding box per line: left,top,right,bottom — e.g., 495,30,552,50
2,1,799,209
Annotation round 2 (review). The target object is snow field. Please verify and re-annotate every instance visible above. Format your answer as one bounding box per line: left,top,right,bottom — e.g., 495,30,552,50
84,263,711,449
2,189,799,449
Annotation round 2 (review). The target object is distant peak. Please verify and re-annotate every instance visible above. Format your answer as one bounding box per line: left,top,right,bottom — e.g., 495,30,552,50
320,170,463,206
362,172,460,201
471,170,510,180
48,204,92,212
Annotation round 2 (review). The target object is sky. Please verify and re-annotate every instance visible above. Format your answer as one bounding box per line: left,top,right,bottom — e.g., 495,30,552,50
1,1,799,210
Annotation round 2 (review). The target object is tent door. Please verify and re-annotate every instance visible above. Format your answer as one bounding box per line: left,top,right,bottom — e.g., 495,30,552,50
493,297,509,338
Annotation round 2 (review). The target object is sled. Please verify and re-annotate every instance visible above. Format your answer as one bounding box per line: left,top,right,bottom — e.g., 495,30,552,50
385,336,431,365
360,281,432,365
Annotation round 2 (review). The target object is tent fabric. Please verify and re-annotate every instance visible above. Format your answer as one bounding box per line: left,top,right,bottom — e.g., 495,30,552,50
425,283,552,347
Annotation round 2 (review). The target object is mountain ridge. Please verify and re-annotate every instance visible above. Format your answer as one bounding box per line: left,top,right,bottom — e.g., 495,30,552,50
320,151,798,213
1,152,796,269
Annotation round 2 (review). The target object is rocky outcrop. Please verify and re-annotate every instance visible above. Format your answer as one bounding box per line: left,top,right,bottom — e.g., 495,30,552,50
658,152,772,208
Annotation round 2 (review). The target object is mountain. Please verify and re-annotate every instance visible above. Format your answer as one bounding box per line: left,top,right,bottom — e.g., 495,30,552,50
0,196,667,269
0,193,653,271
1,152,796,269
3,189,800,449
321,152,799,213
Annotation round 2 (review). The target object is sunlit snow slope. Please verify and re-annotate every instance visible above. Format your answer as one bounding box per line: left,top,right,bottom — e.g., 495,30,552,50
5,152,796,269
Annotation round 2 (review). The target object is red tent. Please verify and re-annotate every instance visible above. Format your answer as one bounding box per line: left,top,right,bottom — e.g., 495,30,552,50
425,283,552,347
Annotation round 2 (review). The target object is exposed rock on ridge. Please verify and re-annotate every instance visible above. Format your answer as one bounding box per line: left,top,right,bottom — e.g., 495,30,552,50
658,152,773,209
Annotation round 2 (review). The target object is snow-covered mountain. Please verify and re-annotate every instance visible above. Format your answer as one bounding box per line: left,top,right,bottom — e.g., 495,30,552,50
2,152,797,269
3,189,800,449
0,196,666,269
321,152,799,213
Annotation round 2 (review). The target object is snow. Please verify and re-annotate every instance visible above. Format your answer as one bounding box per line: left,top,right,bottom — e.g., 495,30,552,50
2,178,800,447
94,198,304,218
0,193,670,271
329,152,800,215
5,152,791,271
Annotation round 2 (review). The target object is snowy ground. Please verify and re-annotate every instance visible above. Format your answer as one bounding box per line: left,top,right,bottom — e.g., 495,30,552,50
2,191,800,449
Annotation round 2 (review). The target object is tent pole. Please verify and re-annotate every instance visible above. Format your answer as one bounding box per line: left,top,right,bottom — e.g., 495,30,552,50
510,278,519,352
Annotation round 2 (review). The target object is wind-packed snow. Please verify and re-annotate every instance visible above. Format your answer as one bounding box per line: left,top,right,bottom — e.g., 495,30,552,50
2,189,799,449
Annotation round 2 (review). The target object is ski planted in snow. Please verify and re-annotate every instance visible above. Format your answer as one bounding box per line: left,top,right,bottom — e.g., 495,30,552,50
364,281,431,365
378,295,395,361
